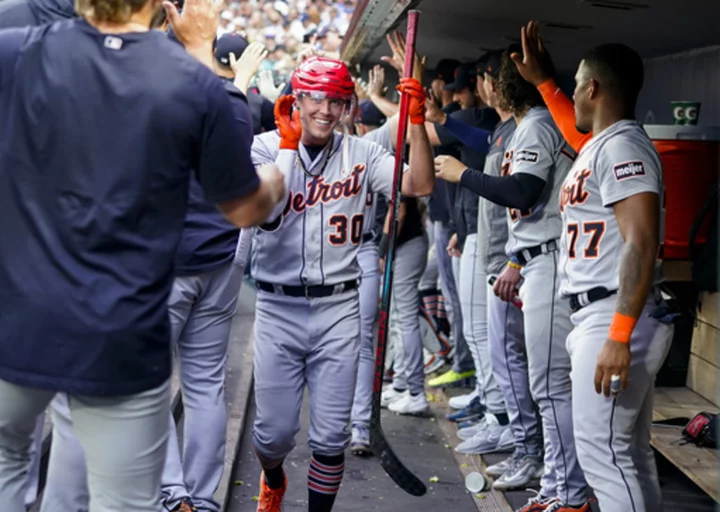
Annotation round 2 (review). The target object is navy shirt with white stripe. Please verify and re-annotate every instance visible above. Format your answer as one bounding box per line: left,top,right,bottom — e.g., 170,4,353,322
0,20,259,396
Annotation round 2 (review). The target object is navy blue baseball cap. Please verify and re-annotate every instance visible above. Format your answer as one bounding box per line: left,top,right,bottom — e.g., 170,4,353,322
443,63,478,91
355,100,386,127
214,33,250,66
481,50,504,79
435,58,461,83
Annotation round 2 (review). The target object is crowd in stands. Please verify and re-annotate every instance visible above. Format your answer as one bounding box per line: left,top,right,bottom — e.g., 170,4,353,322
216,0,357,86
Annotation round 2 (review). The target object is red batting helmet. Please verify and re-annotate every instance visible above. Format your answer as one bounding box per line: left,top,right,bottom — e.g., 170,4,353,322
291,56,354,99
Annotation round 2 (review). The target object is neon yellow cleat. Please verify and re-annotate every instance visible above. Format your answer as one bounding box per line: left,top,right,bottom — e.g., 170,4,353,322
428,369,475,388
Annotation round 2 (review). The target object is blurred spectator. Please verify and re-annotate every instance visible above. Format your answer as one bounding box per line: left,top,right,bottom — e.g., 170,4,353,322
216,0,357,91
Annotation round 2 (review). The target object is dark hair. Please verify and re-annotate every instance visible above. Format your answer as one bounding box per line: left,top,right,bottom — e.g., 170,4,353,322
150,7,167,28
497,43,556,115
75,0,147,22
581,43,644,113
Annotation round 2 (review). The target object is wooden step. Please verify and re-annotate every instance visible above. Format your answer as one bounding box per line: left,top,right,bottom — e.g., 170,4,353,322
651,386,719,503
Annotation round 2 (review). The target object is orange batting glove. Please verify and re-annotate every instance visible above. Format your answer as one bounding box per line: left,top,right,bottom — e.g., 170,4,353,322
396,77,426,125
274,95,302,150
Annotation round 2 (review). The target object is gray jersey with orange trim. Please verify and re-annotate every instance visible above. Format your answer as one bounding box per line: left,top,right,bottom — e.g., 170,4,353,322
558,120,664,296
360,122,394,235
250,131,398,286
502,107,576,255
477,116,516,275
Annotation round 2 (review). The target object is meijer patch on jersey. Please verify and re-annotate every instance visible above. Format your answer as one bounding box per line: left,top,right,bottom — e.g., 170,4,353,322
516,150,539,163
613,160,646,181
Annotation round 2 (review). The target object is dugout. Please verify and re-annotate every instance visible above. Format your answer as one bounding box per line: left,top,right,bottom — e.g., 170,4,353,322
341,0,720,505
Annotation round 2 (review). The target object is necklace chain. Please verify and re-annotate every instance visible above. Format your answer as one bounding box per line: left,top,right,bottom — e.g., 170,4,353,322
297,138,333,177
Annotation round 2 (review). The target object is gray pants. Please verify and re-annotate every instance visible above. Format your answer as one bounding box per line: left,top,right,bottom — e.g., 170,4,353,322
568,296,673,512
433,222,473,373
24,413,45,509
161,256,246,511
350,241,380,428
389,235,429,395
459,234,504,412
518,251,585,505
0,379,170,512
37,234,250,511
486,279,543,457
418,244,439,292
252,288,361,463
40,394,89,512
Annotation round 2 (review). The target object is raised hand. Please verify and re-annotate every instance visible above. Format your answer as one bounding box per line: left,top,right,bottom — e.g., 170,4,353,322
163,0,220,48
396,77,426,125
274,95,302,150
424,89,446,124
229,42,269,93
257,69,286,103
366,65,386,99
381,30,425,80
510,20,552,86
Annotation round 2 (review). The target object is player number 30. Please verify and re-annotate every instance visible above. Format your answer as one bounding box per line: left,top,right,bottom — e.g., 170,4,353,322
328,214,365,246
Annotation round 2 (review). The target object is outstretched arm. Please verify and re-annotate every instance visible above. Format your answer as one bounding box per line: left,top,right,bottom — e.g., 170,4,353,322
434,156,545,209
537,78,592,153
510,20,592,152
399,78,435,197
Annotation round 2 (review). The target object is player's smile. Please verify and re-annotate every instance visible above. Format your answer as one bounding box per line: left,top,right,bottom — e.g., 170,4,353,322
305,112,342,140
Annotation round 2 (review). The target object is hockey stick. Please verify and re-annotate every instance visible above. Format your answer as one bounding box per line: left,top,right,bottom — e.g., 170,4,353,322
370,9,426,498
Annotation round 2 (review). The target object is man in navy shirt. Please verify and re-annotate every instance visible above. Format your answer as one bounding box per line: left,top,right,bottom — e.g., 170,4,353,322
213,33,277,136
0,0,74,28
0,0,285,509
158,42,258,512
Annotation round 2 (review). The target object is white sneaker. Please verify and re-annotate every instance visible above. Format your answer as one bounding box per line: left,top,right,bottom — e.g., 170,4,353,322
388,392,430,416
457,416,488,440
454,414,514,455
380,386,405,409
423,348,445,375
448,390,478,410
486,454,514,477
350,424,372,456
492,454,543,490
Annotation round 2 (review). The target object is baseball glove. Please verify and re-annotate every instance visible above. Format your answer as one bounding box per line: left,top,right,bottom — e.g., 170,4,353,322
682,412,718,448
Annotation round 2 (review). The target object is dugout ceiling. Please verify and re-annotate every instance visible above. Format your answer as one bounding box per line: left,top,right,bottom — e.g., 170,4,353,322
341,0,720,74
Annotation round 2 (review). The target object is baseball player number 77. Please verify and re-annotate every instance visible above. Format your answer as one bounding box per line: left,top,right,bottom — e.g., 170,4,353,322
370,9,427,497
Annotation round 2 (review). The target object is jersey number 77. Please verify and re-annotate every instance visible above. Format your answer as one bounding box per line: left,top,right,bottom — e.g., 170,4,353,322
566,220,606,259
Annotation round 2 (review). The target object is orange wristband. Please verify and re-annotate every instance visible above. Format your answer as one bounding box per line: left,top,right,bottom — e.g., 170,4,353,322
536,78,558,96
608,313,637,344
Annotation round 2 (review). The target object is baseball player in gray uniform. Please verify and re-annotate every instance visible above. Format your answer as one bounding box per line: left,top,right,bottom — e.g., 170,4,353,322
494,49,588,512
378,196,430,416
437,50,544,485
437,46,588,511
478,50,544,490
557,44,673,512
349,100,393,456
248,56,434,512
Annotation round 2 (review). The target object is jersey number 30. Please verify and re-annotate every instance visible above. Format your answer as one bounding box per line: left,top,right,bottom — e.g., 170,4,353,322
328,214,364,246
567,221,605,259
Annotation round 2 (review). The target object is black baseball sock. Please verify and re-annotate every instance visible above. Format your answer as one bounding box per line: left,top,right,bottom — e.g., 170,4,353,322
495,412,510,426
263,464,286,489
308,452,345,512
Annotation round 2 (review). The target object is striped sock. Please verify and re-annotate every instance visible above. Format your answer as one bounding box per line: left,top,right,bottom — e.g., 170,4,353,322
308,453,344,512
